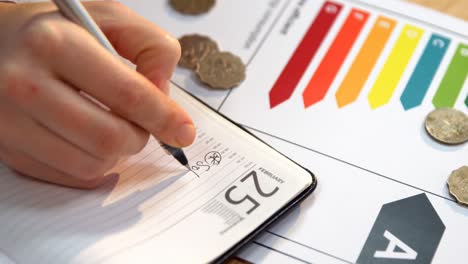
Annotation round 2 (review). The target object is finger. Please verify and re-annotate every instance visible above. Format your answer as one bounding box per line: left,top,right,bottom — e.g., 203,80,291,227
84,1,181,94
0,103,116,180
9,1,179,94
1,67,149,159
0,145,107,189
26,15,195,147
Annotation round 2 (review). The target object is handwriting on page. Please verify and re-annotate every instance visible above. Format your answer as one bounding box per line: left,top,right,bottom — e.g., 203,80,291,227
191,151,223,172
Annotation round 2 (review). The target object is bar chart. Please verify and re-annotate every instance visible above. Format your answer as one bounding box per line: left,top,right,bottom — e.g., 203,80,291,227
269,1,468,111
220,0,468,201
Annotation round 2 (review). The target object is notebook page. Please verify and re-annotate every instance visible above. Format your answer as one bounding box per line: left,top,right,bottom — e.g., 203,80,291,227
0,86,313,264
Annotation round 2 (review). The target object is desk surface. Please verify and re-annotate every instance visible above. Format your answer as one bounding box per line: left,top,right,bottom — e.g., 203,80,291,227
229,0,467,263
408,0,468,20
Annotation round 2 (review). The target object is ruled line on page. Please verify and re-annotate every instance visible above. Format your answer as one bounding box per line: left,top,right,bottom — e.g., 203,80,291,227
33,134,232,261
0,129,213,260
29,137,217,261
49,150,247,261
2,134,209,245
58,144,239,260
99,163,257,263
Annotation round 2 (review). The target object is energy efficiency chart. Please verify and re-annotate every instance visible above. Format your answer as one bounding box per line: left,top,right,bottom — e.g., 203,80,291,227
268,1,468,111
220,0,467,201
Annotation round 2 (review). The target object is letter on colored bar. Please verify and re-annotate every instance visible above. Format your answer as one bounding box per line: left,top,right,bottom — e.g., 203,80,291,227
303,9,369,108
400,34,450,110
269,1,342,109
368,25,424,109
432,43,468,108
335,17,396,108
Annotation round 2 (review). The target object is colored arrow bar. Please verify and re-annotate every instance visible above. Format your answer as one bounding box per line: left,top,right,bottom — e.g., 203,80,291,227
269,1,342,108
303,9,369,108
400,34,450,110
368,25,424,109
335,17,396,108
433,43,468,108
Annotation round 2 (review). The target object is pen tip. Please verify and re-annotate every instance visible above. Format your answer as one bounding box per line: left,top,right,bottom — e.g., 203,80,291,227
185,164,190,170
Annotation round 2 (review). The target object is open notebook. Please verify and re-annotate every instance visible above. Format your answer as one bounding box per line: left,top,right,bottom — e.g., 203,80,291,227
0,85,316,264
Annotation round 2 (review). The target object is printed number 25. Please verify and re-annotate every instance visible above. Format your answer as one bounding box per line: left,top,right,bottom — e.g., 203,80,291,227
225,171,279,215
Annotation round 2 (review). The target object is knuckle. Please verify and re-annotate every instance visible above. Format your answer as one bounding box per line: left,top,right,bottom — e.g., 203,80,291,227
20,17,65,57
115,79,144,116
64,106,87,131
95,123,125,157
2,66,39,105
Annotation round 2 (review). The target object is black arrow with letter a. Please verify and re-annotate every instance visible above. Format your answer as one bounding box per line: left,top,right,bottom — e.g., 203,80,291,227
357,193,445,264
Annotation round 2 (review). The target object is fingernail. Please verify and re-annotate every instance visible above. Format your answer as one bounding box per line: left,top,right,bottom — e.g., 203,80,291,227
176,123,195,146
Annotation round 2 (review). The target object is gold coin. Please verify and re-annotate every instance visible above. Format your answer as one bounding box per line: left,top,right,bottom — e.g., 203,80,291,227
196,52,246,90
169,0,215,15
178,34,219,70
425,108,468,145
448,166,468,205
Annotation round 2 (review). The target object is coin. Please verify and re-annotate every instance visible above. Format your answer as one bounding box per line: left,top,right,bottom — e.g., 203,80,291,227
196,52,246,89
448,166,468,205
178,34,219,70
169,0,215,15
425,108,468,145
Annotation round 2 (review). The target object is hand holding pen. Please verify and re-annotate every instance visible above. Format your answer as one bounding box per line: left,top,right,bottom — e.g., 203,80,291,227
0,1,195,188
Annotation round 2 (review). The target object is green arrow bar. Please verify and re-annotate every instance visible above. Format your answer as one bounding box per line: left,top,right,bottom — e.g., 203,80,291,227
433,43,468,108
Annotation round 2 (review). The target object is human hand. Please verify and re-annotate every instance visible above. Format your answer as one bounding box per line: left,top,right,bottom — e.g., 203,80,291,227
0,1,195,188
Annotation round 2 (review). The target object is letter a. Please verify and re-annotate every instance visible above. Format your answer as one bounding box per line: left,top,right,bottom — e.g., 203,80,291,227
374,230,418,260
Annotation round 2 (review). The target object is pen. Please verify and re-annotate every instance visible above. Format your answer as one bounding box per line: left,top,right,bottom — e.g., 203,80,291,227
51,0,190,169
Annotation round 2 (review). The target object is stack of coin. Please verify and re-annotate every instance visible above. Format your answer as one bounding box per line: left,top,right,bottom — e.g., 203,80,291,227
424,108,468,145
178,34,246,90
169,0,215,15
178,34,219,70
